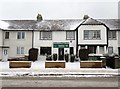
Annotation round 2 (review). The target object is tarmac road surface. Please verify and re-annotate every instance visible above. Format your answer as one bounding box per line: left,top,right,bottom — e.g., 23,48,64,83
1,76,119,87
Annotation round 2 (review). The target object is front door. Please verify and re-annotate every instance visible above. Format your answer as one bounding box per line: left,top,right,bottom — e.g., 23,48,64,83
70,47,74,55
3,49,8,61
58,48,64,60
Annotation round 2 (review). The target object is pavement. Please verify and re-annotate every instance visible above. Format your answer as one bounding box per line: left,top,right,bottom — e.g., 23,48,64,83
0,58,119,77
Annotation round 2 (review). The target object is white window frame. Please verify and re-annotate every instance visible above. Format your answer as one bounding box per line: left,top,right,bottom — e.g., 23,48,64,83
17,32,25,39
84,30,101,40
5,32,9,39
4,49,8,55
108,31,116,40
108,46,113,54
66,31,75,40
40,31,52,40
17,47,24,55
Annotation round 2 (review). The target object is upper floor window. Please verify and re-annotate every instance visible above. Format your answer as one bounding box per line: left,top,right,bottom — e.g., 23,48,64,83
17,47,24,55
84,30,101,40
5,32,9,39
40,31,52,40
17,32,25,39
108,31,116,40
66,31,75,40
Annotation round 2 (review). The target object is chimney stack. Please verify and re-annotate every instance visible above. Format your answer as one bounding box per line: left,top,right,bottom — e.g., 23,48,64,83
37,13,43,21
83,15,89,20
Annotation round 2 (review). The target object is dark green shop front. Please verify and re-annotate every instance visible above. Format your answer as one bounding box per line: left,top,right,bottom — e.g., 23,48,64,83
53,42,69,48
53,42,69,60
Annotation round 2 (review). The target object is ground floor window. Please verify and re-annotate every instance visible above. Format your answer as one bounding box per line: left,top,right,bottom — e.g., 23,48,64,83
88,46,97,54
40,47,51,55
4,49,8,55
99,46,104,54
17,47,24,55
108,47,113,54
80,46,86,49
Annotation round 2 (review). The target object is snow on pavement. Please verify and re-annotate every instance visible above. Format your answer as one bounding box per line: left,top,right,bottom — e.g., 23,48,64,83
0,58,119,77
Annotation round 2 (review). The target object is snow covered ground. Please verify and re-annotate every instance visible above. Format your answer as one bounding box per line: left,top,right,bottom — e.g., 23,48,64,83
0,61,119,77
0,56,119,77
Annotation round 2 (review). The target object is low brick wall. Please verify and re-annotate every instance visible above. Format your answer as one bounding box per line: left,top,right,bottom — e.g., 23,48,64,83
80,61,102,68
9,61,31,68
45,62,65,68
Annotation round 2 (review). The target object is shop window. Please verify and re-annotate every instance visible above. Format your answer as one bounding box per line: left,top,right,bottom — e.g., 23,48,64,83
40,47,51,55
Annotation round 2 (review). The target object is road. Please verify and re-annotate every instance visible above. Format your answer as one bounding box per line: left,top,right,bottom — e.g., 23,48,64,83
1,76,119,87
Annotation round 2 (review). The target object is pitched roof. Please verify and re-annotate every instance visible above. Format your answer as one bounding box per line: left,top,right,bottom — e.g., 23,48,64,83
98,19,119,30
81,18,104,25
2,19,83,30
0,18,119,31
80,18,119,30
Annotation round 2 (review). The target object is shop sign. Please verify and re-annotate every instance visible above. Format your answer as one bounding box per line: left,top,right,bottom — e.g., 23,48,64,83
53,42,69,48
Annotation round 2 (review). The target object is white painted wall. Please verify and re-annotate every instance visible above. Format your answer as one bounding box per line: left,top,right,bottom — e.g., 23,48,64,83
0,48,2,60
78,25,107,45
0,30,3,59
108,31,119,54
0,30,3,46
118,31,120,47
4,30,32,58
34,31,76,55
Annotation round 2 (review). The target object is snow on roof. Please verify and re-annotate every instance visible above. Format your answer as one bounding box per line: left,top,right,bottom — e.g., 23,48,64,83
82,18,104,25
98,19,119,30
0,18,119,31
0,20,9,29
2,19,83,30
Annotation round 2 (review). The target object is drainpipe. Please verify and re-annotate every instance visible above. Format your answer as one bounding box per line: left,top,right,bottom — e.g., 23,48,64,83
32,29,34,48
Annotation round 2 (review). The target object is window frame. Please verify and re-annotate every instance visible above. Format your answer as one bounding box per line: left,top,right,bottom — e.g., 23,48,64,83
5,32,9,39
4,49,8,55
17,32,25,39
84,30,101,40
66,31,75,40
108,31,116,40
17,47,24,55
108,46,113,54
40,31,52,40
40,47,52,55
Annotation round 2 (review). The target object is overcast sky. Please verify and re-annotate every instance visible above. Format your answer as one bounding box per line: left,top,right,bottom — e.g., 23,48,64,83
0,0,119,20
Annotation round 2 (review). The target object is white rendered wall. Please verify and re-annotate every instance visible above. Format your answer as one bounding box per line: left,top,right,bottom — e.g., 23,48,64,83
108,31,119,54
0,30,3,59
4,30,32,58
34,31,76,55
118,31,120,47
78,25,107,45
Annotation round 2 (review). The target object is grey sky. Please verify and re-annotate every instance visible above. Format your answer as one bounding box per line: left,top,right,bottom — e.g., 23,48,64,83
0,0,119,20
